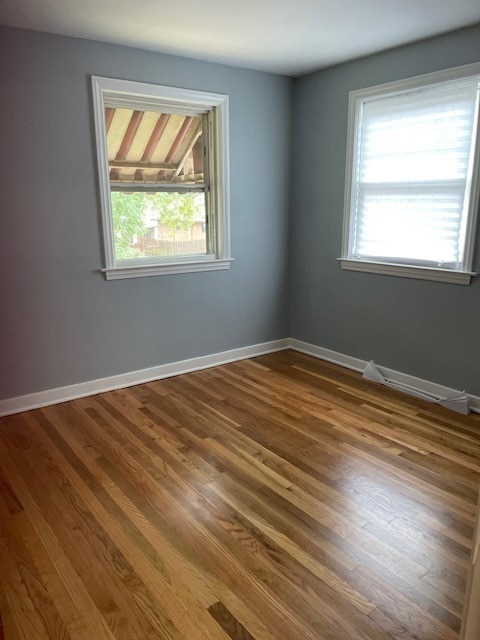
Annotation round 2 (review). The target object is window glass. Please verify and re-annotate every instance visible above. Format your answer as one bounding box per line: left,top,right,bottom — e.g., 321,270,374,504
341,65,480,284
110,191,207,260
92,77,231,279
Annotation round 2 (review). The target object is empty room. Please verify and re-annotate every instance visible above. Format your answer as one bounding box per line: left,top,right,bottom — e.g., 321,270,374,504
1,1,480,638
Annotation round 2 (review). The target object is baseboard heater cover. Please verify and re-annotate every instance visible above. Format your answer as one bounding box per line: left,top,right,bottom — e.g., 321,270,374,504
363,361,470,415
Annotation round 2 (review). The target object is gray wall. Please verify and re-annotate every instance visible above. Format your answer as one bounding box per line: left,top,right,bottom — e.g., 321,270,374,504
2,23,480,402
290,24,480,395
0,27,293,400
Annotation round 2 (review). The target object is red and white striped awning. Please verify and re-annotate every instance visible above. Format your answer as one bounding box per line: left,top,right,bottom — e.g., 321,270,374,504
105,107,204,185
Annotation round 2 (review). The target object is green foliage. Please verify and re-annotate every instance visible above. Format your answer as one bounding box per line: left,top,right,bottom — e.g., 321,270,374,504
149,192,197,235
111,191,147,259
110,190,202,259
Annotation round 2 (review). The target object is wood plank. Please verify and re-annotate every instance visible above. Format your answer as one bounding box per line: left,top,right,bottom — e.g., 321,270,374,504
208,602,255,640
1,351,479,639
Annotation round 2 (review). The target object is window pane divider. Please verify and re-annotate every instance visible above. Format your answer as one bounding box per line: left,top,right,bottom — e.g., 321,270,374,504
110,184,207,193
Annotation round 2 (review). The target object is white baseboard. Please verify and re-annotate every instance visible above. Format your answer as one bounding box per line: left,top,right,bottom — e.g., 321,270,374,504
0,339,289,417
1,336,479,417
289,339,367,372
290,338,480,414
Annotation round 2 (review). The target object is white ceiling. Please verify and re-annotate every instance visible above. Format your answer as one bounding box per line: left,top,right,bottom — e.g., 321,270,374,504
1,0,480,76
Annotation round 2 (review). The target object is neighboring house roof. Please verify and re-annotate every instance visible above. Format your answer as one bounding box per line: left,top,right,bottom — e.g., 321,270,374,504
106,107,204,185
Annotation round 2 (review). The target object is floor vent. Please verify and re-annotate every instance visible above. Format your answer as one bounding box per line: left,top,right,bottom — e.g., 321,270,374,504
363,361,470,415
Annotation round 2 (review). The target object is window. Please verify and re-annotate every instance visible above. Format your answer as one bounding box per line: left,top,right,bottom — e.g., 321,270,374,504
341,63,480,285
92,76,231,279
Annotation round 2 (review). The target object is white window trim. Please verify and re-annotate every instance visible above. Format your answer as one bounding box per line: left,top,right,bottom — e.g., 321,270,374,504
340,62,480,285
92,76,232,279
338,259,476,285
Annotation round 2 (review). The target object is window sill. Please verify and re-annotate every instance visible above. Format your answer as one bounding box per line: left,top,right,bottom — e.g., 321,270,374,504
102,258,233,280
339,258,477,285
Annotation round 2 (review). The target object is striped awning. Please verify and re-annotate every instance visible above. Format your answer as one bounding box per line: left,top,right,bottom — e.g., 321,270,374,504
105,107,205,185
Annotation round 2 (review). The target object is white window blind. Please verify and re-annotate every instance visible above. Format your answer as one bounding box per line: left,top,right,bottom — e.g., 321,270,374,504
348,74,480,272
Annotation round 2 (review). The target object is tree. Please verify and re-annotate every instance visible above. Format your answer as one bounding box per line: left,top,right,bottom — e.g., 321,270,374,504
110,190,202,259
110,191,147,259
149,192,198,238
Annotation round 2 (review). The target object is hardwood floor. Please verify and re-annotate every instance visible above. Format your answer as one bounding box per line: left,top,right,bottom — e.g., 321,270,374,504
1,350,479,639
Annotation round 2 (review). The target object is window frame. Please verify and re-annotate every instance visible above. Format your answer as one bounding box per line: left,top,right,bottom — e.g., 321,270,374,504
340,62,480,285
92,76,231,280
